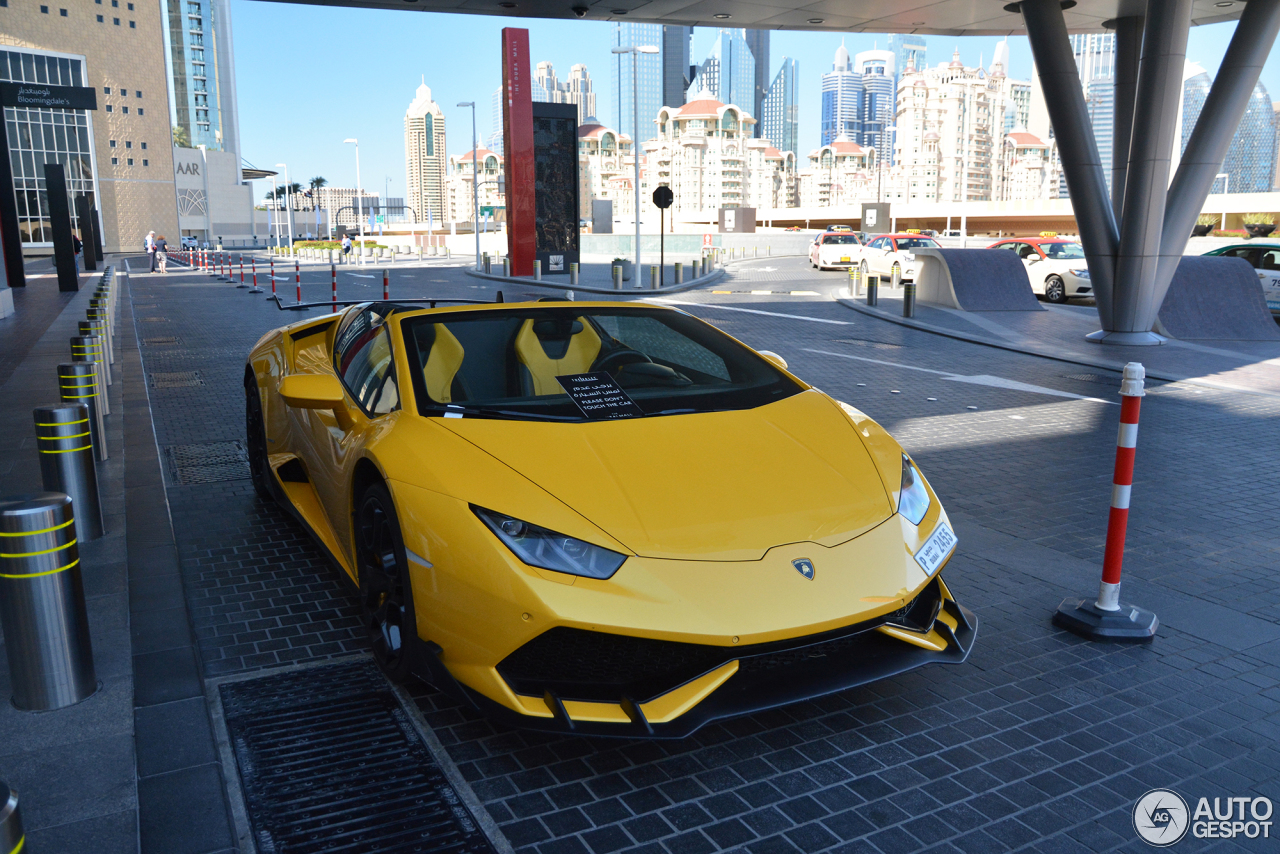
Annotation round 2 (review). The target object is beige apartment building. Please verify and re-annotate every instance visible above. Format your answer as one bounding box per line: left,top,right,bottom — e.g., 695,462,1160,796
1,0,178,252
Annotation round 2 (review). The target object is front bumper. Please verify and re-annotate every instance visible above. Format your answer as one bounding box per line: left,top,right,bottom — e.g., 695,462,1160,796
420,574,977,738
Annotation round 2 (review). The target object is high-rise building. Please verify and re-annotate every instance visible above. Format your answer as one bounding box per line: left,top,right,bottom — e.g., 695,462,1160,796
614,23,663,146
488,86,504,154
404,80,446,224
888,34,926,97
445,148,504,225
821,43,860,146
761,58,799,157
164,0,238,160
1274,102,1280,191
745,29,770,138
819,44,894,156
1054,33,1115,197
689,29,755,115
577,122,635,217
856,50,895,163
315,186,380,228
1181,69,1276,194
661,26,692,112
533,62,597,125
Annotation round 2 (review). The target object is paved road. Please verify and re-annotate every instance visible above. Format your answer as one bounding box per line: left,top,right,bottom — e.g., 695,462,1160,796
128,255,1280,854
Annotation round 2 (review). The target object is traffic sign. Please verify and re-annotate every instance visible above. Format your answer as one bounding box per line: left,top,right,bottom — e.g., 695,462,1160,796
652,186,674,209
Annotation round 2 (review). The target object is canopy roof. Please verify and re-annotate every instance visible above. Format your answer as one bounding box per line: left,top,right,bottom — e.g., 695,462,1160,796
269,0,1241,35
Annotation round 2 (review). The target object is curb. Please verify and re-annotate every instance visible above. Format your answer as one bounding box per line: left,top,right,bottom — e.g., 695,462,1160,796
463,265,725,295
830,294,1273,394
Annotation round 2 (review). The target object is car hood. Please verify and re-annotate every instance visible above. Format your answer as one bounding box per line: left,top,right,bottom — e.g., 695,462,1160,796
437,390,894,561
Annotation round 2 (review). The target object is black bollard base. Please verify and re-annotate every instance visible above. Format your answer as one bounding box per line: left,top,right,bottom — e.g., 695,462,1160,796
1052,598,1158,643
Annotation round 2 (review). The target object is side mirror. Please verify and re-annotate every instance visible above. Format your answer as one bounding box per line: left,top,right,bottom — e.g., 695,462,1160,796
1026,255,1040,264
279,373,346,409
758,350,788,370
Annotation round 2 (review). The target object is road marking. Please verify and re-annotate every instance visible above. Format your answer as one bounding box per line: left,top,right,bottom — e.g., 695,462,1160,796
648,298,853,326
348,274,375,279
802,348,1115,404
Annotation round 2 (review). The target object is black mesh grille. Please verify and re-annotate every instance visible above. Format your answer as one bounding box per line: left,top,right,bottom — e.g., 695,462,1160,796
499,578,944,703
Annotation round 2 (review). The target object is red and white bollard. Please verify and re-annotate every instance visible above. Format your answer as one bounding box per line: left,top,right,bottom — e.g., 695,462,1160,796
1053,362,1158,642
249,257,263,293
382,268,389,301
238,255,246,288
331,264,338,313
294,262,300,304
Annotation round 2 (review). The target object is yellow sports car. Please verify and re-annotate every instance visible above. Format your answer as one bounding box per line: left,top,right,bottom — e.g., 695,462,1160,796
245,299,975,736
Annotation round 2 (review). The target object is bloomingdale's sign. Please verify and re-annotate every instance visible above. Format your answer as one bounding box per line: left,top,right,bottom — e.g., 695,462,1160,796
0,82,98,110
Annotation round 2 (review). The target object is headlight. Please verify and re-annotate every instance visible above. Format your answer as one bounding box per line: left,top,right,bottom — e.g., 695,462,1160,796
898,455,931,526
1069,268,1090,278
473,506,627,579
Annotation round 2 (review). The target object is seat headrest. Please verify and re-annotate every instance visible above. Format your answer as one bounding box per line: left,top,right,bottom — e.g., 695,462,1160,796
531,319,584,341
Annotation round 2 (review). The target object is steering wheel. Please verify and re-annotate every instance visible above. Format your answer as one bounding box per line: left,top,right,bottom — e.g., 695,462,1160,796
593,348,651,374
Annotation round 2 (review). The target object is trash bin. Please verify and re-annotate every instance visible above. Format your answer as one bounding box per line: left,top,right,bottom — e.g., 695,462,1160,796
0,493,97,710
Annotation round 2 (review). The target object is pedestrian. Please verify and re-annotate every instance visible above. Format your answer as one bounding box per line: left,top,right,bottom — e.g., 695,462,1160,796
341,234,352,264
146,230,157,272
73,232,83,274
155,235,168,273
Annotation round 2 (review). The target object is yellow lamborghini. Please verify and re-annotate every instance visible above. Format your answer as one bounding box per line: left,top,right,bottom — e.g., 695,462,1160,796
244,298,975,736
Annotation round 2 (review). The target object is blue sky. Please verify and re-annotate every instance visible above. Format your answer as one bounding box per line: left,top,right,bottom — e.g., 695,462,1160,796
230,1,1280,202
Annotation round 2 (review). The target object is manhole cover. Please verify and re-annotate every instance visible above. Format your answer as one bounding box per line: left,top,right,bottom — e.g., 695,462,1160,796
140,316,169,322
220,662,496,854
150,371,203,388
831,338,903,350
144,336,181,346
165,441,249,484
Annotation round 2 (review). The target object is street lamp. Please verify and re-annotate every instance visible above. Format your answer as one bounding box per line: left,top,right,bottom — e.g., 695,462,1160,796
344,139,364,263
457,101,481,271
612,43,658,279
275,162,294,247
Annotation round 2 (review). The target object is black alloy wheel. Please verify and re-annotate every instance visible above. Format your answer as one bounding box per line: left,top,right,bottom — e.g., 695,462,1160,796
1044,275,1068,303
356,482,418,682
244,375,273,502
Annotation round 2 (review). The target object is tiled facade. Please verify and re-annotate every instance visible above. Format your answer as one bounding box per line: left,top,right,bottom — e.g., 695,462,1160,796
1,0,179,252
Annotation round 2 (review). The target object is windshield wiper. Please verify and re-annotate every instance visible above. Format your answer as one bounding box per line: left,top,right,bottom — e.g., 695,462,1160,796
424,404,583,422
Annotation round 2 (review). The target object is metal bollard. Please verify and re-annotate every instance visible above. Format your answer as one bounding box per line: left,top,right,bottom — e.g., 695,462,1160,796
866,275,879,307
613,265,623,290
86,306,113,369
0,493,98,710
34,404,103,542
78,319,109,369
674,262,683,284
89,298,114,363
483,253,492,274
569,262,578,285
891,265,902,291
59,363,106,462
650,264,659,290
903,281,916,318
534,260,541,281
1,782,21,854
503,257,511,278
70,335,109,416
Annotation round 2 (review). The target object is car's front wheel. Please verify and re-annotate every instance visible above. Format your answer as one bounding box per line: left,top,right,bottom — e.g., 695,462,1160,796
356,481,418,682
1044,275,1068,303
244,373,273,503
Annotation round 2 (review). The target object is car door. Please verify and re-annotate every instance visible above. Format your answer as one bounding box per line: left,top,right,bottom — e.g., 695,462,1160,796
1256,248,1280,312
297,304,402,558
865,237,891,276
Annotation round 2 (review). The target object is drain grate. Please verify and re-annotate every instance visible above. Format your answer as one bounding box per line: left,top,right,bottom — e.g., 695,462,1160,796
220,662,496,854
144,336,181,346
165,441,250,484
831,338,904,350
150,370,203,388
140,316,169,322
134,303,159,308
1062,373,1120,385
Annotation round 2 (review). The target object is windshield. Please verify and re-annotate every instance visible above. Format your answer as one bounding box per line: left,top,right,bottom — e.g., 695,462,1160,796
894,238,940,251
1041,242,1085,259
823,235,858,245
401,307,803,422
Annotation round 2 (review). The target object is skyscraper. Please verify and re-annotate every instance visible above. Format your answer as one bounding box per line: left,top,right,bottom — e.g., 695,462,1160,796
1182,70,1276,194
661,26,692,110
745,29,770,137
533,61,597,125
888,34,926,95
689,29,755,114
1058,33,1115,197
820,43,860,146
819,44,894,153
404,80,446,223
163,0,240,159
488,86,504,154
614,22,663,146
856,50,895,162
761,58,799,156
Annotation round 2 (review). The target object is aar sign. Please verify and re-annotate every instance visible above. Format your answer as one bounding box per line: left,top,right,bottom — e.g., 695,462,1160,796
0,82,97,110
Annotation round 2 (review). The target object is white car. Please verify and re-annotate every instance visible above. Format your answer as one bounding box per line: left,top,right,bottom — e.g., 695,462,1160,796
809,233,862,270
1202,243,1280,315
856,234,940,284
180,235,199,249
988,238,1093,303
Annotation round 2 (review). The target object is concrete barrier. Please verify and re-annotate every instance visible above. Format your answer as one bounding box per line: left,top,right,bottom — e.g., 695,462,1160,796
914,248,1044,311
1156,256,1280,340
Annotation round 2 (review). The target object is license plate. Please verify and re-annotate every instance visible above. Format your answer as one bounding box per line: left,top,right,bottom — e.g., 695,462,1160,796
914,522,956,576
840,256,850,263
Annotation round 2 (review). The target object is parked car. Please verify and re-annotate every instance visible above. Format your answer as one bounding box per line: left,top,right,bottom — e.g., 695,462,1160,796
987,238,1092,303
855,234,941,283
1202,242,1280,315
180,235,198,249
809,232,863,270
784,226,802,232
825,224,855,233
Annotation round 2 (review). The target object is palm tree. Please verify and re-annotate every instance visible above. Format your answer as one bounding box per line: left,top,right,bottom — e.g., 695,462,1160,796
172,125,190,148
309,176,328,191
